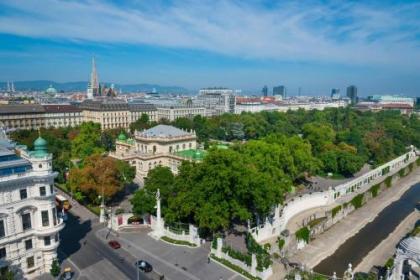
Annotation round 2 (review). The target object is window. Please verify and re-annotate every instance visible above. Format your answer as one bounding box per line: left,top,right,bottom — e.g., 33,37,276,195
0,248,5,259
0,220,4,238
39,186,46,197
25,239,33,250
41,211,49,227
54,234,59,242
26,256,34,268
21,213,31,231
50,185,54,194
38,164,42,168
44,236,51,246
20,189,28,200
52,208,57,226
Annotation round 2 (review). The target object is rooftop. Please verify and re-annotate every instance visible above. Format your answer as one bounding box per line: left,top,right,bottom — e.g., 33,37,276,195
139,125,194,138
175,149,207,161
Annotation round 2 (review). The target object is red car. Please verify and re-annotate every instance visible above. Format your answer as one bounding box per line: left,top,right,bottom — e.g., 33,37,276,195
108,240,121,249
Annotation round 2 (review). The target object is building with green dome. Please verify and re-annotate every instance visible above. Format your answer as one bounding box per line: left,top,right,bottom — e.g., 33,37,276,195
0,132,64,278
111,124,206,182
45,84,58,95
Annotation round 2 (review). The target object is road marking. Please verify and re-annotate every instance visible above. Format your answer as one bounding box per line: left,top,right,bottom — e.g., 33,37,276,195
96,228,200,280
228,274,240,280
58,249,84,278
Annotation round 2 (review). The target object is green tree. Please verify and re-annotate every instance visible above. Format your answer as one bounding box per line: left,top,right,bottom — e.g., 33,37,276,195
71,122,104,159
130,113,150,133
50,259,61,277
116,160,136,185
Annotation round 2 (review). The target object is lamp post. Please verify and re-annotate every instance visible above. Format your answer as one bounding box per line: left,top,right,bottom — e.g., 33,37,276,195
99,186,106,223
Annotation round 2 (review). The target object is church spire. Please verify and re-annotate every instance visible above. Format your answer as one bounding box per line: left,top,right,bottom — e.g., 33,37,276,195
87,56,99,99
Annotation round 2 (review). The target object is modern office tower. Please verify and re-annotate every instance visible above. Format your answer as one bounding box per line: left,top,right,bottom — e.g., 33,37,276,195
346,85,358,104
273,85,286,98
0,129,64,278
262,86,268,97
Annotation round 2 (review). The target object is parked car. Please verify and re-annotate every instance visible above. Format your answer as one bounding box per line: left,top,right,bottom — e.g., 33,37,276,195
59,267,73,280
108,240,121,249
137,260,153,272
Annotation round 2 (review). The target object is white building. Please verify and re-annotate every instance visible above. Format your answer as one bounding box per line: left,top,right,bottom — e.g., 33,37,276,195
156,105,207,121
110,125,205,181
197,88,237,115
0,130,64,278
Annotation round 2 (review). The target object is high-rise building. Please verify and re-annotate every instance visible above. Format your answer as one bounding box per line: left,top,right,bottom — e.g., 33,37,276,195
0,129,64,278
262,85,268,97
87,57,99,99
346,85,358,104
273,85,286,98
331,88,340,100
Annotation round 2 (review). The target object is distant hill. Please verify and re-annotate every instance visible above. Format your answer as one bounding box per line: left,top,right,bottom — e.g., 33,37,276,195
0,80,190,94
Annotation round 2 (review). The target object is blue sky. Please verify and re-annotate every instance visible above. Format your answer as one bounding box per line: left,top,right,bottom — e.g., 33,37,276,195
0,0,419,96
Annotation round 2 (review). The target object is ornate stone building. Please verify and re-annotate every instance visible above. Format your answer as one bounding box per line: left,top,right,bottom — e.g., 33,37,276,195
0,130,64,278
109,125,205,181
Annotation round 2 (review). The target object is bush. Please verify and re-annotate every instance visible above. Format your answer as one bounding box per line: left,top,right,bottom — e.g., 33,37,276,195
351,194,364,209
245,233,272,271
398,168,405,178
417,158,420,166
263,243,271,251
222,246,252,266
332,205,342,218
115,208,125,215
277,238,285,251
384,176,392,188
295,226,310,243
408,162,414,172
384,257,394,268
369,184,380,198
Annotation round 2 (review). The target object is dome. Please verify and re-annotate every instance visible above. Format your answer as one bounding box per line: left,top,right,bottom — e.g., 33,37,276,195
45,85,57,95
117,132,127,141
33,136,48,157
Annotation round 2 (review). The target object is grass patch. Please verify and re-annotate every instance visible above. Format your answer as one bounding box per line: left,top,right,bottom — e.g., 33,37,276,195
161,236,197,247
210,254,261,280
86,204,100,216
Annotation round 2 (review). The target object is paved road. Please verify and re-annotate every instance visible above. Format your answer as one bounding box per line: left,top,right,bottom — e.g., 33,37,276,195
96,228,244,280
56,188,155,280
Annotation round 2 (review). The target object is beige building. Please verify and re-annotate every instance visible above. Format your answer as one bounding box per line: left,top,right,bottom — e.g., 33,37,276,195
0,105,46,130
43,105,82,128
157,105,207,121
79,99,157,130
109,125,205,181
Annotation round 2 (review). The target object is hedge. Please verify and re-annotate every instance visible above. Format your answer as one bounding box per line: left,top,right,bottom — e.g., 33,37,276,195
210,254,261,280
332,205,342,218
384,176,392,188
161,236,197,247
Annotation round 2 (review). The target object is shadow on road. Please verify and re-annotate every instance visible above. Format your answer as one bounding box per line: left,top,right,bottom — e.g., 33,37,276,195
57,212,92,262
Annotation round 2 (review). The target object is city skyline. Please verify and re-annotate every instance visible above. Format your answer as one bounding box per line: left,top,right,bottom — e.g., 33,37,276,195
0,1,419,96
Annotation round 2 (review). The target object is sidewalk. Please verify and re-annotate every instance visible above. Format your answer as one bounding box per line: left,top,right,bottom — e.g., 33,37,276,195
96,227,243,280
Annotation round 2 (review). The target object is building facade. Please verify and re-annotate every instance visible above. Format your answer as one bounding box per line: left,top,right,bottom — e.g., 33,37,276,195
197,88,237,115
346,85,357,104
156,105,207,121
0,104,82,131
0,131,64,279
109,125,204,181
273,85,286,99
79,99,157,130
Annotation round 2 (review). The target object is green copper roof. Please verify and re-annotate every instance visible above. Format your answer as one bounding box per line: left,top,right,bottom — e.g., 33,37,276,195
117,132,127,141
176,149,207,161
33,136,48,158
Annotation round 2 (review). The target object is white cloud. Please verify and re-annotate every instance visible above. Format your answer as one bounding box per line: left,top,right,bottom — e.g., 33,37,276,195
0,0,419,69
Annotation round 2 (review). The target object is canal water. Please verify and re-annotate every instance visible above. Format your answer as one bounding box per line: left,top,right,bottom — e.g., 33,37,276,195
314,182,420,276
